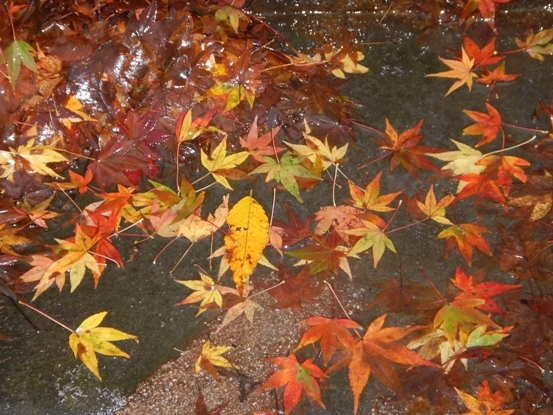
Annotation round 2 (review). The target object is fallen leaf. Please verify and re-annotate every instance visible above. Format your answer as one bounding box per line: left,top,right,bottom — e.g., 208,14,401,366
345,221,396,267
328,314,439,414
195,340,236,379
0,138,67,181
416,185,455,225
426,47,476,96
201,136,249,189
295,316,360,365
1,40,38,89
437,223,491,265
455,380,514,415
68,311,138,380
258,353,326,415
515,28,553,61
463,103,502,147
378,119,442,178
250,152,320,202
224,196,269,295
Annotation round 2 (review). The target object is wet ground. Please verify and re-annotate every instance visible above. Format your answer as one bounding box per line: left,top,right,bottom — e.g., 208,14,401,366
1,1,553,414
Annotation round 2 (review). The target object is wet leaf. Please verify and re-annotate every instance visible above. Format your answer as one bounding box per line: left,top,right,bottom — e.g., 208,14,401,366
195,340,236,379
515,28,553,61
437,223,491,265
463,103,502,147
201,136,249,189
258,353,326,415
68,311,138,381
2,40,38,89
426,47,476,96
224,196,269,295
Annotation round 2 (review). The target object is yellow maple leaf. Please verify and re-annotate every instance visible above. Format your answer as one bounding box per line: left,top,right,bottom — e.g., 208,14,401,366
325,49,369,78
200,136,249,189
284,121,348,170
426,47,476,96
0,138,67,181
416,185,455,225
175,273,224,316
224,196,269,295
0,223,30,255
68,311,138,380
195,340,237,378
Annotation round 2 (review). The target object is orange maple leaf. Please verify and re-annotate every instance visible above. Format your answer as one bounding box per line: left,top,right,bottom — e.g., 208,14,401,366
437,223,491,265
259,353,326,415
477,62,519,85
295,316,361,365
455,380,514,415
426,47,476,96
463,103,502,147
328,314,439,414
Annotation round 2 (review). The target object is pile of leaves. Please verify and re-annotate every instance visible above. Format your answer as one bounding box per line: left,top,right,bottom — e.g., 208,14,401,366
1,0,553,414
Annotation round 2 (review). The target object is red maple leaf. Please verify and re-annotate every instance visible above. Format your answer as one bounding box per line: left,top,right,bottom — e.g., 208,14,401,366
461,0,511,31
264,264,324,311
258,353,326,415
450,267,521,314
463,103,502,147
272,203,312,247
463,36,504,67
378,119,442,178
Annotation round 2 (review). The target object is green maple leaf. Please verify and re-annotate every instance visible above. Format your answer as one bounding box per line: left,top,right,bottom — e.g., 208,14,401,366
433,298,498,344
250,152,320,202
345,220,396,267
1,40,38,89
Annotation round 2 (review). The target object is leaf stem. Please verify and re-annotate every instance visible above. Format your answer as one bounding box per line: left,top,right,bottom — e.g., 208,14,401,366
18,300,74,333
382,200,402,232
358,151,392,169
249,280,285,298
170,242,195,274
351,120,386,138
332,163,339,207
502,123,548,135
324,280,361,336
483,135,537,157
